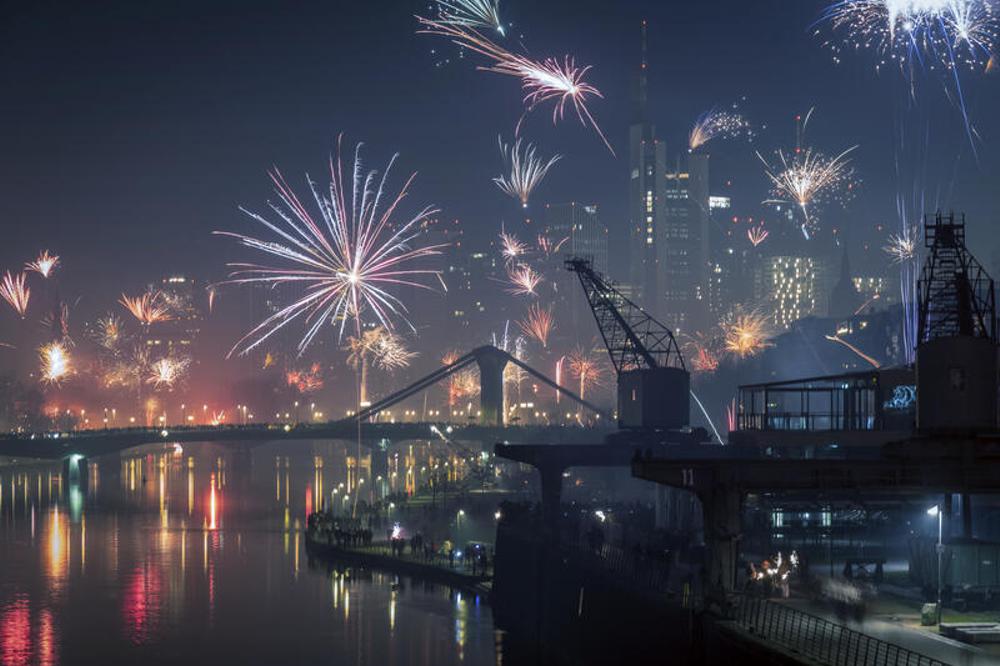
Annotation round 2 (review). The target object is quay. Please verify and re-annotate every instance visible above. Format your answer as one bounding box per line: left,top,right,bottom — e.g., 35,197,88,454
304,528,493,600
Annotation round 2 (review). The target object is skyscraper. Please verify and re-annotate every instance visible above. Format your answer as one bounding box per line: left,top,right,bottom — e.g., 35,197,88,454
544,202,607,273
544,202,608,341
628,21,667,320
661,154,710,334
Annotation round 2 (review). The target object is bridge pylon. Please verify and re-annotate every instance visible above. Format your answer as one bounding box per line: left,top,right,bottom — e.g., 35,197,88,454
472,346,509,427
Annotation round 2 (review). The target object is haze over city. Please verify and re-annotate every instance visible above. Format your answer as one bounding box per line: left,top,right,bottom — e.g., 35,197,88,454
2,1,1000,664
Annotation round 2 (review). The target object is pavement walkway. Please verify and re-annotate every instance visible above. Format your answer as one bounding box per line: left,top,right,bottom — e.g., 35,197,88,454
778,596,999,666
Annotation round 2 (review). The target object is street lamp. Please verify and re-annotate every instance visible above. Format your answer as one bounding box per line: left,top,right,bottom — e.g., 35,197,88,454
927,504,944,625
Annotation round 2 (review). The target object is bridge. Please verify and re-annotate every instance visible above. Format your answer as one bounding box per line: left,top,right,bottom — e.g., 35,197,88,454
0,345,612,461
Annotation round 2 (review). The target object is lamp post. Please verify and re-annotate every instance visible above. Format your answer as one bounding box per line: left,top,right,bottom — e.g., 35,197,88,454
927,504,944,626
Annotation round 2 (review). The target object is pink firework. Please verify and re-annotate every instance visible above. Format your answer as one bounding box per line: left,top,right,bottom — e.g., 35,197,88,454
417,17,614,154
215,136,445,356
120,291,172,326
747,223,769,247
0,272,30,318
286,363,324,394
537,234,569,258
499,230,528,263
506,264,542,296
519,303,556,347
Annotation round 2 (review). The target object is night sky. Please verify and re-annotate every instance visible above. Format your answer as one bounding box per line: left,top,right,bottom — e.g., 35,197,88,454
2,0,999,312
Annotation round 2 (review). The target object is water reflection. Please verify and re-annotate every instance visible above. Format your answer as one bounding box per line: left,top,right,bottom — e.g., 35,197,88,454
0,440,497,664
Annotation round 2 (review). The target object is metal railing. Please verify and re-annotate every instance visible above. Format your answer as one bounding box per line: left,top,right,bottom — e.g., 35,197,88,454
730,595,946,666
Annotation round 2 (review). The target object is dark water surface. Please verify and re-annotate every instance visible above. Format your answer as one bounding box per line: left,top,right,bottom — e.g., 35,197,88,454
0,441,499,665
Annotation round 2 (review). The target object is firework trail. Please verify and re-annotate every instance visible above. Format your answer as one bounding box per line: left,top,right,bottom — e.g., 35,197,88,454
0,272,30,318
25,251,60,278
148,356,191,389
39,341,71,384
491,321,528,403
346,327,416,404
519,302,555,347
825,334,881,367
722,308,775,359
207,286,218,313
554,355,565,404
42,302,72,345
689,390,725,445
759,146,858,239
494,137,561,208
891,204,921,361
416,17,615,154
568,347,601,400
216,137,445,357
433,0,506,37
120,291,173,326
499,230,528,262
689,107,752,151
818,0,997,152
726,398,738,432
537,234,569,258
287,363,324,394
854,292,882,315
506,264,542,296
747,223,770,247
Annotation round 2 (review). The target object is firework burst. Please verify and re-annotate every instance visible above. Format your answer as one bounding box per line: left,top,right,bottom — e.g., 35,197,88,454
689,108,752,152
100,344,151,392
148,356,191,389
216,137,445,357
722,308,775,359
683,331,723,373
39,341,71,384
568,347,602,400
747,223,770,247
493,137,561,208
120,291,173,326
0,272,30,318
519,302,556,347
433,0,506,37
346,327,416,404
883,225,920,263
506,264,542,296
416,17,614,154
286,363,324,394
759,146,858,238
347,327,416,372
819,0,998,72
93,315,124,351
42,302,72,344
499,230,528,263
25,250,60,278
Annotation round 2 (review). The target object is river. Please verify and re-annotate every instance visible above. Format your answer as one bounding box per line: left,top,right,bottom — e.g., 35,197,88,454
0,440,501,665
